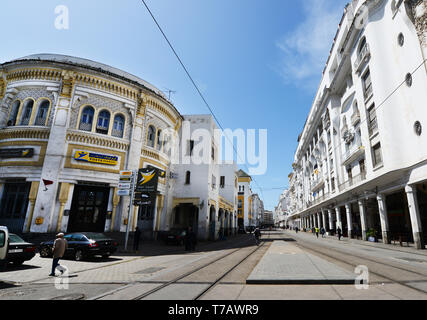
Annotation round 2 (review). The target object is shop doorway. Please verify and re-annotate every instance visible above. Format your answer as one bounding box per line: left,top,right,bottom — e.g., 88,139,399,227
172,203,199,237
416,183,427,245
68,185,109,232
0,182,30,233
386,191,413,242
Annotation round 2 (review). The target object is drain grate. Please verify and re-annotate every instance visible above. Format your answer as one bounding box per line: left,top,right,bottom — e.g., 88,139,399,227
134,267,165,274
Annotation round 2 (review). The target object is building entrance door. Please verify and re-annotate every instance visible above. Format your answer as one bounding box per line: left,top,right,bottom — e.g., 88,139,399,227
0,182,30,233
68,185,109,232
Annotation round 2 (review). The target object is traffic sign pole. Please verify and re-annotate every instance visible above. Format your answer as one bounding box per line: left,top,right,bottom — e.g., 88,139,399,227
124,170,136,252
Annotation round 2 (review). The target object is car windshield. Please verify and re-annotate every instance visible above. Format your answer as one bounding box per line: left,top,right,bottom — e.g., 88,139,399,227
9,234,25,243
83,233,110,241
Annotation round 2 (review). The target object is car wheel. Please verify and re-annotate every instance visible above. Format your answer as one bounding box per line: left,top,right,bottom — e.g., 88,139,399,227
75,250,84,261
40,247,51,258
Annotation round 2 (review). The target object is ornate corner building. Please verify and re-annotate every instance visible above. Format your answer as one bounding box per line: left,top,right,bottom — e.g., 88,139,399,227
0,54,183,237
286,0,427,249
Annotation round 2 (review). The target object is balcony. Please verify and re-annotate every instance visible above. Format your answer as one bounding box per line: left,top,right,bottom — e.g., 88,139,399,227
342,139,365,166
337,172,367,192
354,43,371,74
351,111,360,126
311,176,325,192
34,117,47,126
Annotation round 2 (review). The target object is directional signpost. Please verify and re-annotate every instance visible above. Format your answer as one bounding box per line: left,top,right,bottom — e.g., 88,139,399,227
119,170,136,251
118,168,161,251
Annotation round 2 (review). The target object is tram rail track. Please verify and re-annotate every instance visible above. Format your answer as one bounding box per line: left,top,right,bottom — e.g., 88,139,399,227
91,231,271,300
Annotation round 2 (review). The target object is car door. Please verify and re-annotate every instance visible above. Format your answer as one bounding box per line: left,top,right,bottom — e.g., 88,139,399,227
63,234,74,257
0,227,8,261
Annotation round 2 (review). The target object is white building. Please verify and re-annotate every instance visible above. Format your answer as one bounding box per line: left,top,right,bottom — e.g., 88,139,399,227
0,55,239,241
287,0,427,249
170,114,238,240
275,189,290,228
250,193,264,227
262,210,274,226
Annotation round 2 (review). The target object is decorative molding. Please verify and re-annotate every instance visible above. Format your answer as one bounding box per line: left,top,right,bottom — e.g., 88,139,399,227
146,96,178,124
6,68,62,83
60,71,76,98
0,127,50,141
75,73,138,101
66,129,129,151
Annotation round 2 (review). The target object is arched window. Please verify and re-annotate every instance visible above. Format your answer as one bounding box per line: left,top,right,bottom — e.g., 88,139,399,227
147,125,155,147
96,110,110,134
185,171,191,185
156,129,162,151
20,99,34,125
79,106,94,131
112,114,125,138
34,100,50,126
7,100,21,126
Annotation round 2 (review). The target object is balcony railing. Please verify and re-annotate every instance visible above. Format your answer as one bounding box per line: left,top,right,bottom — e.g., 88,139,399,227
111,128,124,138
354,43,371,73
20,117,30,126
311,176,325,192
342,136,364,166
79,122,92,132
34,117,47,126
337,172,367,192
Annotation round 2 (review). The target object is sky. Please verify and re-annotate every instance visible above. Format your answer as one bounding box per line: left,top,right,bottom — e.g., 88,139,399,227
0,0,349,211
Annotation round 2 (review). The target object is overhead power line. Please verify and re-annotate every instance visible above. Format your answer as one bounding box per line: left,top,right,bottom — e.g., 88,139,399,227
140,0,266,201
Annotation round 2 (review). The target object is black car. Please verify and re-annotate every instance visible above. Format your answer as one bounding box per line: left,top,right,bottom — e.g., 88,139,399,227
161,229,187,245
6,234,36,266
39,233,118,261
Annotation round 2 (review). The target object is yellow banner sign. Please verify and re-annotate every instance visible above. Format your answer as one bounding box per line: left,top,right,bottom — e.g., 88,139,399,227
74,151,118,166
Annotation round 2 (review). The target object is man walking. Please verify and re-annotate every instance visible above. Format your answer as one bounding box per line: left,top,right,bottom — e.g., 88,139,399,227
315,227,319,238
49,233,68,277
337,227,342,241
133,226,141,252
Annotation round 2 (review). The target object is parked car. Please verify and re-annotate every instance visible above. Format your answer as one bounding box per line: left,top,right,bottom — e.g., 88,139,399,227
39,233,118,261
4,233,36,266
161,229,187,245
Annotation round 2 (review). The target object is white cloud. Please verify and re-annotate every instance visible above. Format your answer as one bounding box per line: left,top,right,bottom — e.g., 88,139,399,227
276,0,346,89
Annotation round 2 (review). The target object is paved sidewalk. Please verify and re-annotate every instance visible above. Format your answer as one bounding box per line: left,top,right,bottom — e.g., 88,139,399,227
246,240,355,284
292,230,427,256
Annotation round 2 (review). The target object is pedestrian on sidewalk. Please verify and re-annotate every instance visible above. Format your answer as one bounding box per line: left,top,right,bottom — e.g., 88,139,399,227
315,227,319,238
320,227,325,238
49,233,68,277
337,227,342,241
184,226,197,251
133,226,141,252
295,226,299,234
254,227,261,245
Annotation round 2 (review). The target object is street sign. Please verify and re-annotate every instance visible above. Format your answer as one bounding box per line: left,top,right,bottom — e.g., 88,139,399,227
117,189,130,196
118,183,131,189
120,171,133,177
